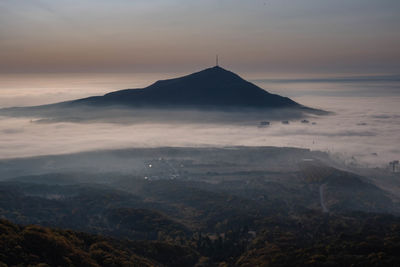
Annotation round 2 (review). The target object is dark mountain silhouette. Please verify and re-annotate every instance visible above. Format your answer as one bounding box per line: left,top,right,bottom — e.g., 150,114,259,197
0,66,327,121
69,66,302,109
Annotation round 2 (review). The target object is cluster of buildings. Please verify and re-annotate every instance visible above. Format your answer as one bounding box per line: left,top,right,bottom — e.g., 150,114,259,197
258,119,317,127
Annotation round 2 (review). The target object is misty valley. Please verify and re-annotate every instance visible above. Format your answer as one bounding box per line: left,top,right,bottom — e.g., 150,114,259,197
2,0,400,266
0,146,400,266
0,65,399,266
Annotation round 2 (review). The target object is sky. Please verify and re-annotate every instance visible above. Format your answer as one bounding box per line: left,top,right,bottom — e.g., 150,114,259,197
1,0,400,75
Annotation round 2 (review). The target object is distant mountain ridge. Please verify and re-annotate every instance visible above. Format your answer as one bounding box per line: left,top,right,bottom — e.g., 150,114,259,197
69,66,301,109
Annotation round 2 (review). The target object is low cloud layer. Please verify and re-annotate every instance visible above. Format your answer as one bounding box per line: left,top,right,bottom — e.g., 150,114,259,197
0,95,399,167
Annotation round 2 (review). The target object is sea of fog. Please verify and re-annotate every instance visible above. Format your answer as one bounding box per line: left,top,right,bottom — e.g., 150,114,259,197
0,73,399,167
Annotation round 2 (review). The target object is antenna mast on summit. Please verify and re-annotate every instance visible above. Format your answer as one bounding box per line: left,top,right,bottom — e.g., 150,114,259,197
216,55,219,66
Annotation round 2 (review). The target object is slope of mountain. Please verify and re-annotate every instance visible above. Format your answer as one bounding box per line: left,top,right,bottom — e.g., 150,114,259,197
70,66,301,110
1,147,400,265
0,66,329,124
0,66,328,121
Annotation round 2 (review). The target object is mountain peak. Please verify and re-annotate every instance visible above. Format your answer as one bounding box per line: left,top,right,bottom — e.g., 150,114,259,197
186,65,240,78
148,65,242,88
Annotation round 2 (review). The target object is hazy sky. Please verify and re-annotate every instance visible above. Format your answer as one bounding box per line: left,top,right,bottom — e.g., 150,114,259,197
1,0,399,74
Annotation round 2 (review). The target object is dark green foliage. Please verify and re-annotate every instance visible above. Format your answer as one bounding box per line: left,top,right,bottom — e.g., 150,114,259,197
106,208,189,240
0,219,198,267
236,212,400,266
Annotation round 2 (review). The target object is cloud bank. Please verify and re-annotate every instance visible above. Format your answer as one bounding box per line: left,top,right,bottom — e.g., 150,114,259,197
0,95,399,167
